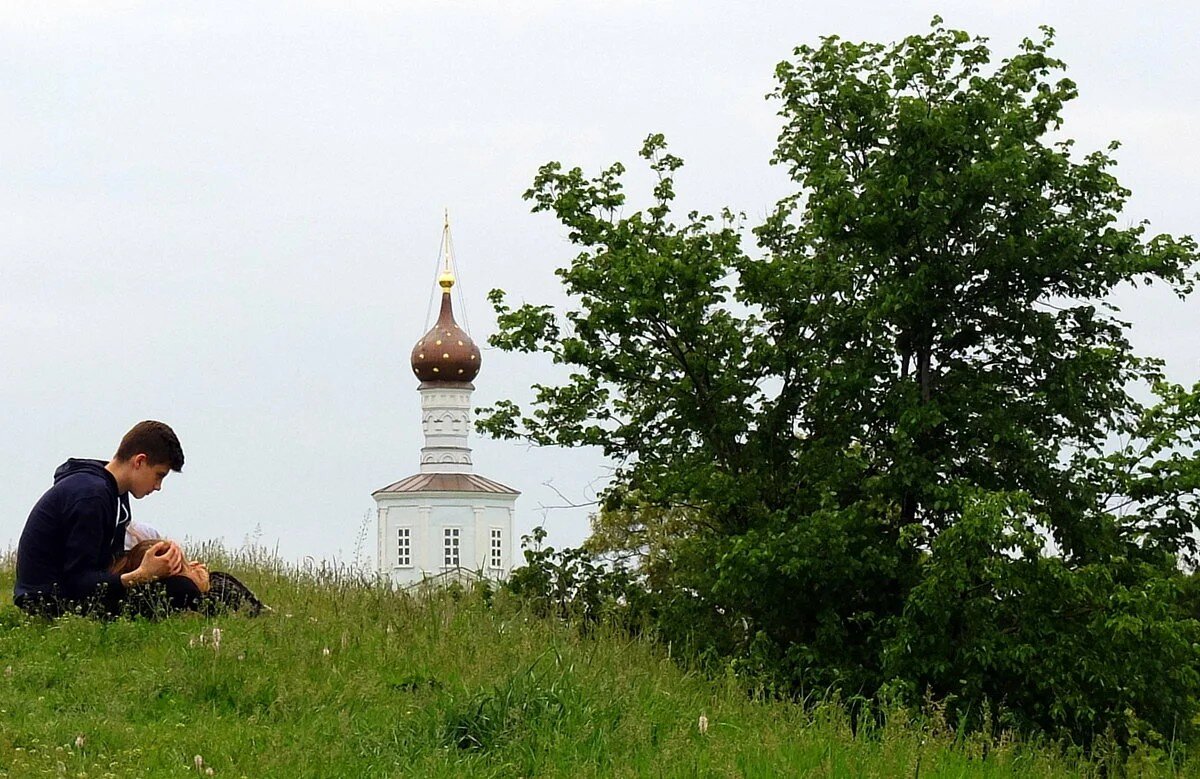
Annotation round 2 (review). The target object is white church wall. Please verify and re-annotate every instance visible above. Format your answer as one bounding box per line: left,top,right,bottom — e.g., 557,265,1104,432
375,492,516,586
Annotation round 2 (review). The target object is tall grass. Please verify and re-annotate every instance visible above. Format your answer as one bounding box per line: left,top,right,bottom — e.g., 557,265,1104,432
0,548,1187,777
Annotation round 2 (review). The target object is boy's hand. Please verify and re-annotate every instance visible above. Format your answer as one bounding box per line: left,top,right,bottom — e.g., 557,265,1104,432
145,541,184,577
120,541,183,587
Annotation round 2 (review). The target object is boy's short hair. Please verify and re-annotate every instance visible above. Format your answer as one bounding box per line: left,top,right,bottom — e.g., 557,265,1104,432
114,421,185,472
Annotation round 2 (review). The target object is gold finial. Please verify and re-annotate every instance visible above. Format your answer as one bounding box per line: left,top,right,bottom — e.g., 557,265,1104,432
439,209,455,289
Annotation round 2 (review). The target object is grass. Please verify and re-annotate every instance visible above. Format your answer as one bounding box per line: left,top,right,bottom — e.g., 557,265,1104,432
0,548,1191,778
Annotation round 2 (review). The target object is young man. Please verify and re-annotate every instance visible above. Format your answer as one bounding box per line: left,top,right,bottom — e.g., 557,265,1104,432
13,420,198,618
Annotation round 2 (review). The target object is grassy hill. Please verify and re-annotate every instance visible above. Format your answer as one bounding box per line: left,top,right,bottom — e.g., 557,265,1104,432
0,550,1188,777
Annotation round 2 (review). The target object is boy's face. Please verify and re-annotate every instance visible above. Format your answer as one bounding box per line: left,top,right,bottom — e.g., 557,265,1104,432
129,454,171,499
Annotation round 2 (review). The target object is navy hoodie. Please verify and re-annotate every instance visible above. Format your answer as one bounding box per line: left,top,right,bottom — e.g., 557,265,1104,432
14,459,130,601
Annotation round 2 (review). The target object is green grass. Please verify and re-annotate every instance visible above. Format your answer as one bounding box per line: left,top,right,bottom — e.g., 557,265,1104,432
0,549,1190,778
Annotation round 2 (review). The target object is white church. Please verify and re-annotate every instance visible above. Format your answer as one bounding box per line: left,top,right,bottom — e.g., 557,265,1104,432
372,223,520,586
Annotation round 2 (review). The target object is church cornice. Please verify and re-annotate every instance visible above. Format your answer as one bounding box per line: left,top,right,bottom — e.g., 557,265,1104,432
373,472,520,496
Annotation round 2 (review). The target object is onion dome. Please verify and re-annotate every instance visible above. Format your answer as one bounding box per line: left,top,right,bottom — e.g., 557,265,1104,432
410,271,481,382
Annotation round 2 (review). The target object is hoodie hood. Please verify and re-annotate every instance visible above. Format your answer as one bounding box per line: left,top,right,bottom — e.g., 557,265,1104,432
52,458,127,528
53,458,114,486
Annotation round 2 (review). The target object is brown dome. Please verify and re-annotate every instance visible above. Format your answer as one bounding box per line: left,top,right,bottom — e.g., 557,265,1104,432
411,284,481,383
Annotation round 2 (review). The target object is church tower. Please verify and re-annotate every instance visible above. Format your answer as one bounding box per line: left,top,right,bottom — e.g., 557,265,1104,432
373,219,520,586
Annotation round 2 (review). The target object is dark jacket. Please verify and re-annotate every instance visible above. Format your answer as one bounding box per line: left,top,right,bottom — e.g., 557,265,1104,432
14,459,130,601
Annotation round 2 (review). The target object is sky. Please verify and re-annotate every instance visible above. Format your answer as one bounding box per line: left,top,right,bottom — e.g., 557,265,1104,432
2,1,1197,567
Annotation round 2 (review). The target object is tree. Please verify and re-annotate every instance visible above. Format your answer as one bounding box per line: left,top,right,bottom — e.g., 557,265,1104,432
482,20,1200,746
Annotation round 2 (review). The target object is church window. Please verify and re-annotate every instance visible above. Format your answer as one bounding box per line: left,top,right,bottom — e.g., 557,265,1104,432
443,527,460,567
490,529,503,569
397,528,411,567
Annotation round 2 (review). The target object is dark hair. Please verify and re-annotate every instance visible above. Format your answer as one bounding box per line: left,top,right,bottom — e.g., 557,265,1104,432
110,540,160,575
114,420,184,471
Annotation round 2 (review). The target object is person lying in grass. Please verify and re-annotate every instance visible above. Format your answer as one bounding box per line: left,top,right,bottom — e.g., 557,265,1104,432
111,540,211,593
112,540,268,616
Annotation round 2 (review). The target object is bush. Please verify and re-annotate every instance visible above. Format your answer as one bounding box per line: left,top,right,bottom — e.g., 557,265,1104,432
885,492,1200,749
505,528,652,633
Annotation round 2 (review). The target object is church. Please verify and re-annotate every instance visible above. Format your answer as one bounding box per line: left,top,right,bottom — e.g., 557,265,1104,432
372,223,520,586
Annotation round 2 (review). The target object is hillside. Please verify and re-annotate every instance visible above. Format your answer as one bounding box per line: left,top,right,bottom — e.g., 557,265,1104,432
0,552,1186,778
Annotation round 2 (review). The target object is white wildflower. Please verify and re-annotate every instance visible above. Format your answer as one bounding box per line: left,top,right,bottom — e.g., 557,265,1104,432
322,647,331,657
194,754,204,770
698,715,709,735
211,627,222,651
74,735,85,750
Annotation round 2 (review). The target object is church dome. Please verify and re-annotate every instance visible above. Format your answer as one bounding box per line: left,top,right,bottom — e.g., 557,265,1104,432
410,273,481,383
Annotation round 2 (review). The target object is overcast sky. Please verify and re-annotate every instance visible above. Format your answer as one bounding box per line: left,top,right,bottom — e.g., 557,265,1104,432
2,1,1197,566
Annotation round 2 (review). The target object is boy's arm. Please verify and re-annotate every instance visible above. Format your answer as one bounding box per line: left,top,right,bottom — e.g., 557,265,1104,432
61,495,123,600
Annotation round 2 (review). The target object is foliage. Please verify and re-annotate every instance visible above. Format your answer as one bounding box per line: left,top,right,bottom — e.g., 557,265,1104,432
506,527,650,632
479,18,1200,748
885,491,1200,745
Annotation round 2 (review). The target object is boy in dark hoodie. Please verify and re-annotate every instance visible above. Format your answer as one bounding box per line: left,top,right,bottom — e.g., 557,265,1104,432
13,420,198,618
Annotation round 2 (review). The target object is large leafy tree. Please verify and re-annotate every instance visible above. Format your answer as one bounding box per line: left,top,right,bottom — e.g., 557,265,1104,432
482,21,1200,744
